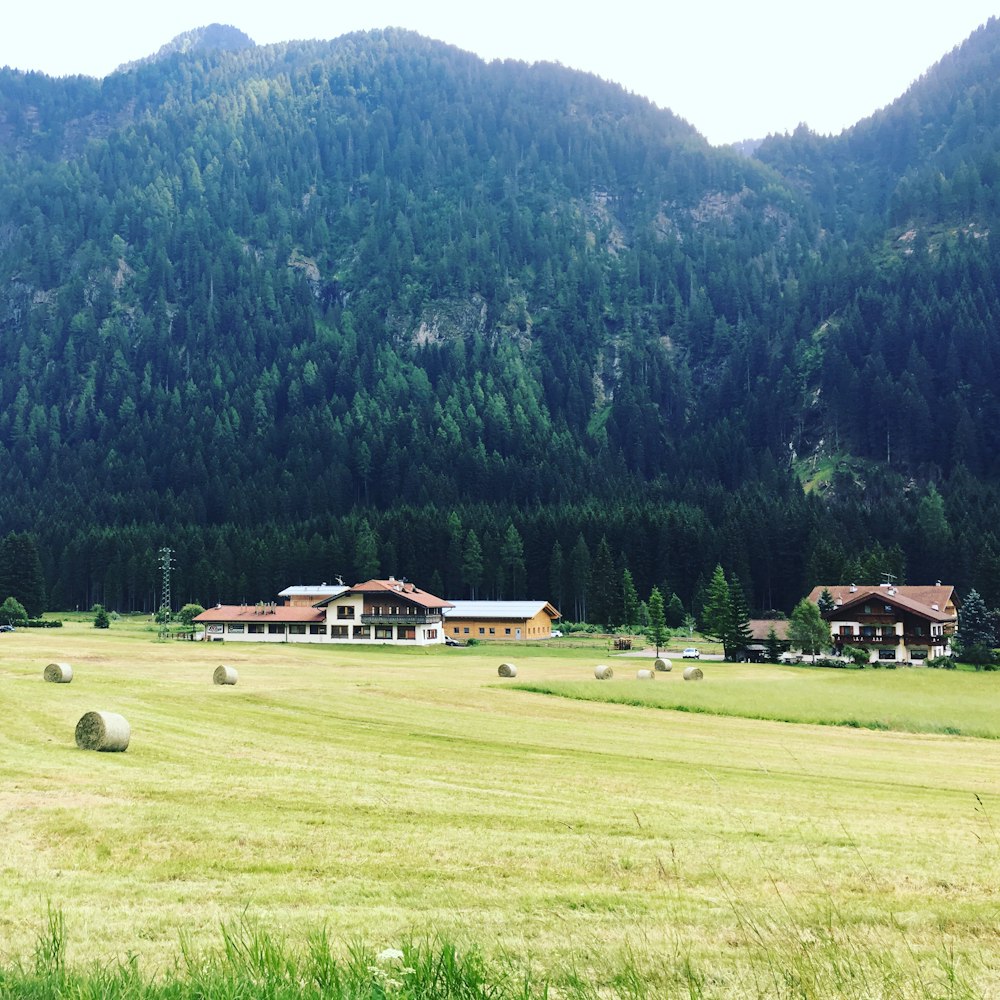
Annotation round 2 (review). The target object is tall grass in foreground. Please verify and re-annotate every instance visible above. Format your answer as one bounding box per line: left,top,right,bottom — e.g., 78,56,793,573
0,909,987,999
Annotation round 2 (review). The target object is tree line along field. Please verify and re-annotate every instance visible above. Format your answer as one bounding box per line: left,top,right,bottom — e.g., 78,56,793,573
2,620,1000,997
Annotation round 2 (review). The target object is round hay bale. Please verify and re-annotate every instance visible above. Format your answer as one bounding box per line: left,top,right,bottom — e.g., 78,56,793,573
213,664,238,686
75,711,130,752
636,668,655,680
497,662,517,678
654,657,672,672
594,664,613,680
683,666,704,681
43,662,73,684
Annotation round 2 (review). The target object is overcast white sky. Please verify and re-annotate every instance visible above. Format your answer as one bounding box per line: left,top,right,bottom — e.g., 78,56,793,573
2,1,998,145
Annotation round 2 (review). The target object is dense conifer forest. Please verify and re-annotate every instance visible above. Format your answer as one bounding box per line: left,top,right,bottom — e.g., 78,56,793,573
1,20,999,616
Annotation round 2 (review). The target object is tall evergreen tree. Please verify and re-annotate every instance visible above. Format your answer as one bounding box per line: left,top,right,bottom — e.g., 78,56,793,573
549,540,565,613
569,534,591,622
666,592,685,629
621,568,639,627
725,574,754,661
647,586,668,655
589,536,617,628
700,564,732,644
956,587,996,666
0,533,46,618
462,529,484,600
817,588,836,615
500,522,525,599
353,520,380,581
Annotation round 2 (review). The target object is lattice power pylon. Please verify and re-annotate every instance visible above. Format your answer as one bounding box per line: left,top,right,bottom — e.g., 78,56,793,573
158,547,175,639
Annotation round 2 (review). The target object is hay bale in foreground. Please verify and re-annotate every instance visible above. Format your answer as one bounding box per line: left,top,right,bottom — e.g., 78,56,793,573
75,711,130,752
594,664,613,680
654,657,672,672
636,668,655,680
683,666,704,681
43,662,73,684
498,662,517,678
213,664,238,686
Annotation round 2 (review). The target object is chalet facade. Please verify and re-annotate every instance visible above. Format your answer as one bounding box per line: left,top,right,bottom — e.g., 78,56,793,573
195,578,452,646
807,584,957,663
443,601,561,640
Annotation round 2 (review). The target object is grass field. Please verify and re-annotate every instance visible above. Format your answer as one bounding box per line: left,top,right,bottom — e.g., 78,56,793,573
2,621,1000,997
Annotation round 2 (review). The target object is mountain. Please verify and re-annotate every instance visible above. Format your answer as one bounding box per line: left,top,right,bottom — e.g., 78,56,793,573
0,23,998,615
117,24,255,73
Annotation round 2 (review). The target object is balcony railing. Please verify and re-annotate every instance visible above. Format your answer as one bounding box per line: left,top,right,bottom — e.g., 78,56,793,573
361,614,440,626
834,632,944,645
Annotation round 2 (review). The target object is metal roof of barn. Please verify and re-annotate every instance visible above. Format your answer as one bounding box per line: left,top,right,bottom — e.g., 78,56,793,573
443,601,560,621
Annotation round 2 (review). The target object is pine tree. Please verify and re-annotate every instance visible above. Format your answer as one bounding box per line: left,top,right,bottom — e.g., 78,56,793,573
569,534,591,622
765,624,782,663
621,568,639,626
500,522,525,599
589,537,617,628
462,529,483,600
700,564,732,643
817,588,836,615
666,592,685,629
725,574,753,661
957,588,996,667
549,540,565,612
647,586,668,655
353,520,380,581
0,533,46,618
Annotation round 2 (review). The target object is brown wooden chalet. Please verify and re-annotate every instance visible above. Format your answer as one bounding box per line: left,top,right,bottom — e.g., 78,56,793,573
807,584,957,663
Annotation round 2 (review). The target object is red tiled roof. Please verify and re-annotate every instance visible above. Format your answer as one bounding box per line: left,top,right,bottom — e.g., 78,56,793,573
340,579,453,610
807,585,957,622
194,605,325,623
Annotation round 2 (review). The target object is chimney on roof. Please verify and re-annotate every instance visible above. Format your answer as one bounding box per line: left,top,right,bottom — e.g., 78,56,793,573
835,598,842,606
850,584,857,593
935,580,941,586
932,603,939,611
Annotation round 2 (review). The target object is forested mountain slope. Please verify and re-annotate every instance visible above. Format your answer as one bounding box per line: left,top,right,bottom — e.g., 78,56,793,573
0,22,998,614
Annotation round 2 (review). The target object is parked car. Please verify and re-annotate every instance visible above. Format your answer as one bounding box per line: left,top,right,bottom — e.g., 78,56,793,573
0,625,14,632
444,635,464,647
682,647,700,659
550,629,563,638
778,651,802,664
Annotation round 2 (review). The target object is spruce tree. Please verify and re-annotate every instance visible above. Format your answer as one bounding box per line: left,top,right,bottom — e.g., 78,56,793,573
549,540,565,612
700,564,732,644
588,537,617,628
0,533,46,618
647,587,668,655
462,530,484,600
666,592,685,629
569,535,591,622
621,569,639,627
957,588,996,667
725,574,753,661
500,523,525,599
817,588,836,615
